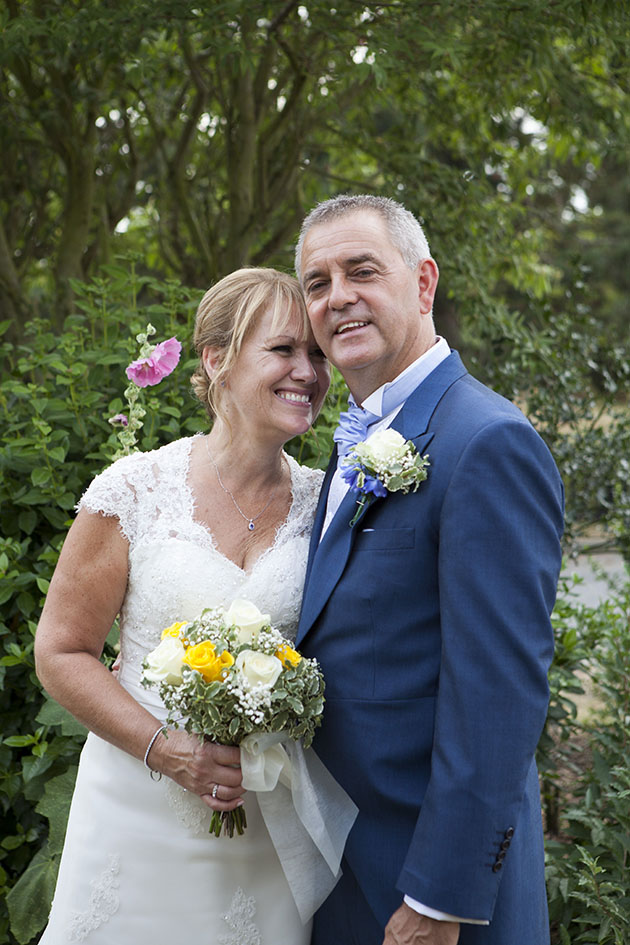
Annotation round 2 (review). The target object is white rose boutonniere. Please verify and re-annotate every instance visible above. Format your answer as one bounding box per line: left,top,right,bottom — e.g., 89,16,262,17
341,428,430,525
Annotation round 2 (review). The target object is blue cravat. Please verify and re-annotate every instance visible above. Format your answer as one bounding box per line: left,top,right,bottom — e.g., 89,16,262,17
333,397,381,459
334,366,424,459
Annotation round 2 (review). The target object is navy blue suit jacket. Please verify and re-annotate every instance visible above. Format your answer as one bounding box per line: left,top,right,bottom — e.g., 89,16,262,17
296,352,564,943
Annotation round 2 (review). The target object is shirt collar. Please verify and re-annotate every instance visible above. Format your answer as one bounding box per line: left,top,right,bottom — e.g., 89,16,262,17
361,337,451,415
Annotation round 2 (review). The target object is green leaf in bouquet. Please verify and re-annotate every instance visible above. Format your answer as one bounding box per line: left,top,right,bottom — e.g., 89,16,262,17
287,696,304,715
228,717,240,740
270,710,289,732
306,698,325,716
204,703,221,726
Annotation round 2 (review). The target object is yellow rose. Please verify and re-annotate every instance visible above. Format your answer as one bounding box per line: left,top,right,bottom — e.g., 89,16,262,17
275,642,301,668
161,621,188,640
183,641,234,683
225,599,270,645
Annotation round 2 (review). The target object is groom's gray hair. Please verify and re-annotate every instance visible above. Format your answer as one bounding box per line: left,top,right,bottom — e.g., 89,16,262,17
294,194,432,282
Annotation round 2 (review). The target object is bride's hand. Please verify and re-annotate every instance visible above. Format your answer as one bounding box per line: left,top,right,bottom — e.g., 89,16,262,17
152,729,245,811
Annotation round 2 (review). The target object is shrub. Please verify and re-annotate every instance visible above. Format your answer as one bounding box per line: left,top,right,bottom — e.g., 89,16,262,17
0,262,201,943
546,576,630,945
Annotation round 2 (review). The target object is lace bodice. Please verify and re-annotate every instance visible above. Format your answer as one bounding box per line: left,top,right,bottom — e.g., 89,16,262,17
78,436,324,673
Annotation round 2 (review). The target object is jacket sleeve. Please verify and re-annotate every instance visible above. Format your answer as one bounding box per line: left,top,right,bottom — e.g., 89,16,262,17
396,416,564,920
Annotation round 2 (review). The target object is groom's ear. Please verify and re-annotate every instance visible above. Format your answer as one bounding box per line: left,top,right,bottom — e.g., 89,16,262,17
417,258,439,315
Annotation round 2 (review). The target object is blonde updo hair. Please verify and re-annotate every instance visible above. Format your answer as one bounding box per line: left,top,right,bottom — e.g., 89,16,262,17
191,267,310,421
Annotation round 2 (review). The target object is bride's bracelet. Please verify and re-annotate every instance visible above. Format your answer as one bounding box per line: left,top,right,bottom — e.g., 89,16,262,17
143,724,167,781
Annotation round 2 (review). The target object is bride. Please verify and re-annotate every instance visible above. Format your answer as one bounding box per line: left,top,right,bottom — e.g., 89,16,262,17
35,268,331,944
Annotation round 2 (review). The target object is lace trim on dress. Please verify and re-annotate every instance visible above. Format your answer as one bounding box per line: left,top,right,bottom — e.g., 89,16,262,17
164,779,211,834
77,437,324,551
218,887,261,945
76,449,148,545
67,854,120,941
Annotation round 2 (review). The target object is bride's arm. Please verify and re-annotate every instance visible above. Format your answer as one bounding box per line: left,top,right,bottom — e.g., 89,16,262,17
35,508,244,811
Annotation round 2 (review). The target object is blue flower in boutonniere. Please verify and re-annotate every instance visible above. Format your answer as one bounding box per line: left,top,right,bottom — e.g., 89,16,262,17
340,428,430,526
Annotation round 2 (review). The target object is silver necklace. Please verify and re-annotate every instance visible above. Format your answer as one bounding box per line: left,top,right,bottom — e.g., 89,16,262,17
205,438,282,532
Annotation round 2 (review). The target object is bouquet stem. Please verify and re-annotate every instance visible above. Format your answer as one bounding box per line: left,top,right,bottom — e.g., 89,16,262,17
209,805,248,838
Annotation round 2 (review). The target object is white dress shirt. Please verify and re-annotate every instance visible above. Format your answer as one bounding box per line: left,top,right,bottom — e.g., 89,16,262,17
323,337,489,926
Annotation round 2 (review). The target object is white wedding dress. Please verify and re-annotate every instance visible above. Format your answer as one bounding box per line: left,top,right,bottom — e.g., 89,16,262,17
40,436,324,945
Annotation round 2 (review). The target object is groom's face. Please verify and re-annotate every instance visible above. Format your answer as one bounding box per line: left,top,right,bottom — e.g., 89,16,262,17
300,209,437,401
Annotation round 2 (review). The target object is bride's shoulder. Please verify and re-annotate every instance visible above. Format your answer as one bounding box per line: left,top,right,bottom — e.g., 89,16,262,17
285,454,325,500
77,436,196,516
92,435,194,485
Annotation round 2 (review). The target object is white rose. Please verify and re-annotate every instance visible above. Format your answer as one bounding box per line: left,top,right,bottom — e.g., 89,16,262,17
225,599,270,645
236,650,283,690
143,636,186,685
360,428,408,465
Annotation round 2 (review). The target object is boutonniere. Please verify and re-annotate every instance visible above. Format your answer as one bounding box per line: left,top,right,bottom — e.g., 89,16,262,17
340,428,430,526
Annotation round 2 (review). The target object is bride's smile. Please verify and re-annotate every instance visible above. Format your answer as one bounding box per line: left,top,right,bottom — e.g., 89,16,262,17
211,308,330,445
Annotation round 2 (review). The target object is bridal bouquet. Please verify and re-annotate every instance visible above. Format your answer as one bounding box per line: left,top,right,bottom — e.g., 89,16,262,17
141,599,325,837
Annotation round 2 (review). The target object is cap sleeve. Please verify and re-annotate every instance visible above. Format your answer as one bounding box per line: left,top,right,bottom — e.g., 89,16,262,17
76,451,145,544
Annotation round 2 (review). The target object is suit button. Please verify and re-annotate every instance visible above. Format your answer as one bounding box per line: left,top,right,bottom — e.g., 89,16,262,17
505,827,515,839
492,862,503,873
500,840,511,851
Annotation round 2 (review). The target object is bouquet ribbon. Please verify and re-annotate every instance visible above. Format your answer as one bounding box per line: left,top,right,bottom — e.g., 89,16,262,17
240,733,358,923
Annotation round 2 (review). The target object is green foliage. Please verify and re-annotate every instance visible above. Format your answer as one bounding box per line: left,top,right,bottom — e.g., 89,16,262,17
537,575,601,836
474,290,630,557
0,261,200,944
1,0,628,350
546,576,630,944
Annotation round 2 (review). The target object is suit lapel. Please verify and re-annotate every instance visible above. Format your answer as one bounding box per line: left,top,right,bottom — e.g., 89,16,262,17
297,351,468,644
297,485,361,644
393,350,467,440
302,448,337,591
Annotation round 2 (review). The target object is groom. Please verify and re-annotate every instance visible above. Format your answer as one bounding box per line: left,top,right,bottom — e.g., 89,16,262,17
294,195,564,945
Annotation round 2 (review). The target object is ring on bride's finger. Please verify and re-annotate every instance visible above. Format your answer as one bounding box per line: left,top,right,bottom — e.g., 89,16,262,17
211,783,219,798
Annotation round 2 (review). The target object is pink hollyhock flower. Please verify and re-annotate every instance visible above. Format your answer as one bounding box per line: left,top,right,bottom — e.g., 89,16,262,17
108,413,129,427
125,337,182,388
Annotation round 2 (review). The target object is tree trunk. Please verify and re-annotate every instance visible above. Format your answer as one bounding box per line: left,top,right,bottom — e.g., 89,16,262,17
0,217,25,340
433,294,461,350
54,149,96,322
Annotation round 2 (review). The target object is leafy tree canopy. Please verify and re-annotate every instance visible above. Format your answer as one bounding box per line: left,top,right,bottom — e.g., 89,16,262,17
1,0,628,343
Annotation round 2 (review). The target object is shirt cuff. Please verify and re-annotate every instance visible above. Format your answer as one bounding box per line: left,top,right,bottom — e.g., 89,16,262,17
403,895,490,926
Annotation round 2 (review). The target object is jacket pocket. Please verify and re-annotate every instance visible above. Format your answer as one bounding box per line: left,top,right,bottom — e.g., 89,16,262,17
355,527,415,551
